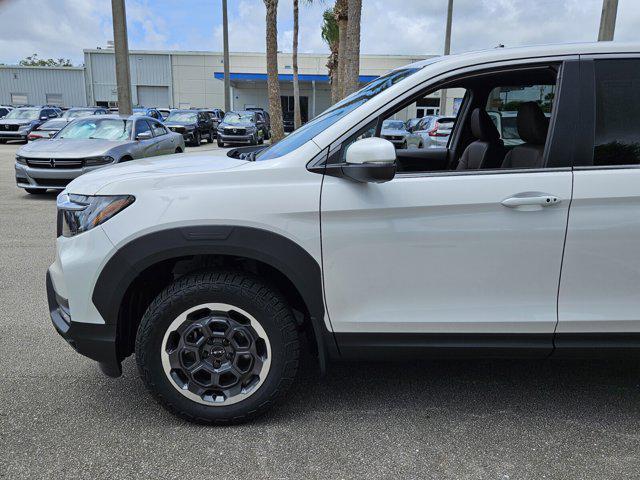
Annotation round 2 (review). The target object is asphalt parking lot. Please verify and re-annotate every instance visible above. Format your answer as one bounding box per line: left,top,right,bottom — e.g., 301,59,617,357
2,141,640,479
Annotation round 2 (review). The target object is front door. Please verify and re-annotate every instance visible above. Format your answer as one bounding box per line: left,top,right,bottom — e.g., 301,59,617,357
320,62,577,356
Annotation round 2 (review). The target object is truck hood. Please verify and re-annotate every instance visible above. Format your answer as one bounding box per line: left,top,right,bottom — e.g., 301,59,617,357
66,149,249,195
18,138,132,158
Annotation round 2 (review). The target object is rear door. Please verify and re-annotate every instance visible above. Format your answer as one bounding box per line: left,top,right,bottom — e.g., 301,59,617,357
557,56,640,348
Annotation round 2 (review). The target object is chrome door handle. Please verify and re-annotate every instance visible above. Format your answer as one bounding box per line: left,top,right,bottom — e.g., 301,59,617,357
501,192,560,210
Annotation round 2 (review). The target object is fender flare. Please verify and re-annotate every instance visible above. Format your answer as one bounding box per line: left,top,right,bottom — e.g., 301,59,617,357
92,225,336,371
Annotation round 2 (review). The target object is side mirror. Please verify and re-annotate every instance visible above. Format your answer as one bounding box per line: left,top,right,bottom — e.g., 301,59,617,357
136,131,153,141
40,116,48,121
342,137,396,183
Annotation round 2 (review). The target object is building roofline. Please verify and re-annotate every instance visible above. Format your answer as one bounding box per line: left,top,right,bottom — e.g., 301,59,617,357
82,48,431,60
0,64,84,71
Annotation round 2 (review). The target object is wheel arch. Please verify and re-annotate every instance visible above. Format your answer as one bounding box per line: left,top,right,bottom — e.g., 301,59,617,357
92,225,335,372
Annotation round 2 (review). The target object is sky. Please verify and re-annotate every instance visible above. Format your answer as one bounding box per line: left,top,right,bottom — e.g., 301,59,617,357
0,0,639,66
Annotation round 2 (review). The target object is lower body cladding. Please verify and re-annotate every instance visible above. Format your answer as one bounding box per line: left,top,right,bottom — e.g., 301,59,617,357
47,271,120,376
15,163,105,191
47,226,122,376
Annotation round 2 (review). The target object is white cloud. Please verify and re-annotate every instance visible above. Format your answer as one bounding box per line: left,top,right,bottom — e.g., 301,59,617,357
2,0,640,66
0,0,112,64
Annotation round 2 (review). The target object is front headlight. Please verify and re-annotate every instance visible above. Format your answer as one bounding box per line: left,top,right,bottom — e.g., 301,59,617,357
57,193,135,237
18,125,31,132
84,156,115,167
15,155,26,165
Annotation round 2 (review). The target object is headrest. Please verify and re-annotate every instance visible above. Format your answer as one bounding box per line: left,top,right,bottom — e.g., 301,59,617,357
470,108,500,142
517,102,548,145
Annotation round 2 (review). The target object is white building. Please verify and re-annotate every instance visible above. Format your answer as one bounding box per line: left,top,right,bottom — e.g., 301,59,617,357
0,48,465,120
83,49,442,120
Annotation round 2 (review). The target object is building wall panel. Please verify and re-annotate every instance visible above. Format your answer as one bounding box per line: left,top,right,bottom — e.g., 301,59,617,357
0,66,85,107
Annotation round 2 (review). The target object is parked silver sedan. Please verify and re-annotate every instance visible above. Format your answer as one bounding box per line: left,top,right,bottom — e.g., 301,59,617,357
15,114,185,194
380,119,423,149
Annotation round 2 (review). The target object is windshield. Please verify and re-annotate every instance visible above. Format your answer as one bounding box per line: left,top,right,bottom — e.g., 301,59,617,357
224,112,255,125
383,120,406,130
166,111,197,123
5,108,40,120
257,66,422,161
57,118,132,140
64,109,94,119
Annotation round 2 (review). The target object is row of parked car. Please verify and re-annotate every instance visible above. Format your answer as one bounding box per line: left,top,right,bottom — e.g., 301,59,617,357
3,104,275,194
0,105,274,148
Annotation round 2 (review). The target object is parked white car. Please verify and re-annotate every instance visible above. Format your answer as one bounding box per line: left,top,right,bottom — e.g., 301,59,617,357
48,42,640,424
413,115,457,148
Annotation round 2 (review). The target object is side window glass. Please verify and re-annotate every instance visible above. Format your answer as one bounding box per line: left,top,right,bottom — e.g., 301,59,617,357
383,88,466,150
152,121,167,136
593,59,640,166
485,84,555,146
135,120,153,138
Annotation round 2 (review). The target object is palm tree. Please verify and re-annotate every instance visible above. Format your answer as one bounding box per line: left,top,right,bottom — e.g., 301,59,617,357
334,0,348,100
321,8,340,104
263,0,284,142
293,0,320,129
292,0,302,130
342,0,362,96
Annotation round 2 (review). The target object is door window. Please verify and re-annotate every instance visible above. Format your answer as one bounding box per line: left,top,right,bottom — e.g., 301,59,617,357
135,120,153,138
592,59,640,166
151,121,167,136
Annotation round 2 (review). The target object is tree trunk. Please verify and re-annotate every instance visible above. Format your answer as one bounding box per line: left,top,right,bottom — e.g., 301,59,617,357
334,0,348,100
264,0,284,142
343,0,362,97
327,47,340,104
292,0,302,129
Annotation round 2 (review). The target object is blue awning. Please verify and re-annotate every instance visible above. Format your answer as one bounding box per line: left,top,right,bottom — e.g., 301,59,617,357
214,72,378,83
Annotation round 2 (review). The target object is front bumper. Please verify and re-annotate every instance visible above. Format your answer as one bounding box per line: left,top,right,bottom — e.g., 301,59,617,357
47,270,121,377
218,133,254,144
15,162,105,191
0,131,28,140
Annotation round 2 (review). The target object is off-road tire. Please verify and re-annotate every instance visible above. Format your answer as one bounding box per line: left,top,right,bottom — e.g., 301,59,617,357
135,270,300,424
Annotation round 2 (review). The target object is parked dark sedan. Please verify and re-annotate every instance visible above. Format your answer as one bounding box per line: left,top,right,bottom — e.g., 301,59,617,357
216,110,265,147
164,109,215,146
0,106,60,143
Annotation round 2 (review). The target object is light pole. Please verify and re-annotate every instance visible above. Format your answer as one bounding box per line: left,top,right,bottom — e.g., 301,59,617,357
222,0,231,112
598,0,619,41
438,0,453,115
111,0,132,114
